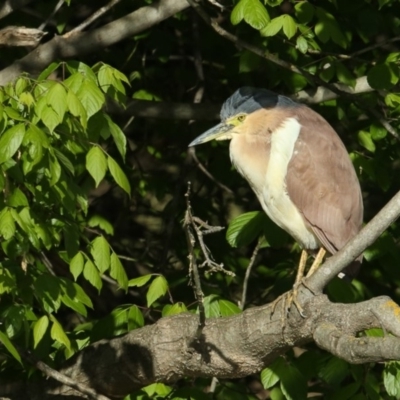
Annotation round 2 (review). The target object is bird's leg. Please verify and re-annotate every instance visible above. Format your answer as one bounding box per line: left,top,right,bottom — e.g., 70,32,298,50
305,248,326,278
287,249,308,317
270,250,308,321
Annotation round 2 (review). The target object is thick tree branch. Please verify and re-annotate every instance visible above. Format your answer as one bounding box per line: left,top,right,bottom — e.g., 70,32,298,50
0,26,46,47
0,0,190,86
112,75,373,121
306,189,400,293
24,295,400,399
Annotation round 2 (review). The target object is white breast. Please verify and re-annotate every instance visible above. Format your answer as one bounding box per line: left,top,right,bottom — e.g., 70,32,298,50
261,117,318,249
230,117,319,250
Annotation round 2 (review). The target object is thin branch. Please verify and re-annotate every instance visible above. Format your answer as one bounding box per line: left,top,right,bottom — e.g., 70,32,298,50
22,350,111,400
240,240,262,311
66,0,123,36
307,189,400,293
38,0,65,31
184,182,206,328
0,0,190,86
188,147,234,194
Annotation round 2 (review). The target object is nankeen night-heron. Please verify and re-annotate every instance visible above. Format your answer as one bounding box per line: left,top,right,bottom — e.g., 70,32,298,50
189,87,363,312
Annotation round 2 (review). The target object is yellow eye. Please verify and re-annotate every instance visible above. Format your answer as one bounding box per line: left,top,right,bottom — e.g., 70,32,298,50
237,114,246,122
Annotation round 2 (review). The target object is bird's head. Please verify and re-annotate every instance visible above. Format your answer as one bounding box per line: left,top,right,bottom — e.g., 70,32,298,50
188,87,296,147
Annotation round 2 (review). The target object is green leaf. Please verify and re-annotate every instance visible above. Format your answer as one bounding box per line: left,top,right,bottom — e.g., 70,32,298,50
67,89,87,128
231,0,270,29
146,275,168,307
162,302,188,317
0,267,15,294
315,8,347,48
50,316,71,350
0,124,25,164
37,62,60,81
110,252,128,290
76,79,105,118
127,305,144,330
296,36,308,54
358,131,375,153
88,215,114,235
72,282,93,308
203,294,221,318
0,331,22,364
0,208,15,240
370,124,387,141
91,236,110,274
61,294,87,317
7,188,29,207
279,364,307,400
83,259,102,291
33,315,49,348
70,251,84,280
295,2,315,24
128,274,152,287
41,106,60,133
106,115,127,159
335,63,356,88
231,0,246,25
46,82,67,121
107,155,131,195
384,362,400,398
86,146,107,187
261,16,284,37
319,356,349,386
226,211,264,248
367,63,399,90
48,153,61,186
218,300,241,316
54,148,75,176
261,366,280,389
282,15,297,39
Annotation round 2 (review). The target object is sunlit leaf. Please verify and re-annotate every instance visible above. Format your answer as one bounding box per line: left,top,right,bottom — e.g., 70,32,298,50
0,124,25,164
127,305,144,330
0,331,22,364
110,252,128,291
107,155,131,195
91,236,110,274
146,275,168,307
86,146,107,187
128,274,152,287
33,315,49,348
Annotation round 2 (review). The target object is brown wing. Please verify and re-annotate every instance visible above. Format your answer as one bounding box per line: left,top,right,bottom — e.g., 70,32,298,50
286,105,363,254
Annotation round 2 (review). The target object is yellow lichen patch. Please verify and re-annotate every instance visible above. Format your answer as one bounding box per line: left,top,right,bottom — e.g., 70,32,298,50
384,300,400,317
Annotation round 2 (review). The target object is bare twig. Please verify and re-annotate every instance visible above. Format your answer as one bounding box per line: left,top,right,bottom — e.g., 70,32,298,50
21,350,111,400
240,240,262,311
38,0,65,31
188,147,234,194
66,0,123,36
184,182,206,327
39,252,56,276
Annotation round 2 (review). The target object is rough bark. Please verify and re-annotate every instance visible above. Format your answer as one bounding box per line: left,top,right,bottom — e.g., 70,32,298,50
0,0,191,86
1,190,399,399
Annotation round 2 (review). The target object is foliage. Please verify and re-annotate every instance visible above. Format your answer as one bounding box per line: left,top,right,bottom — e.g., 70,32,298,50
0,0,400,399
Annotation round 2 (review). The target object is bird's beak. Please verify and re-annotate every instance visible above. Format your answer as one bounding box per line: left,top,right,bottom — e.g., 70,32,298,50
188,122,234,147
